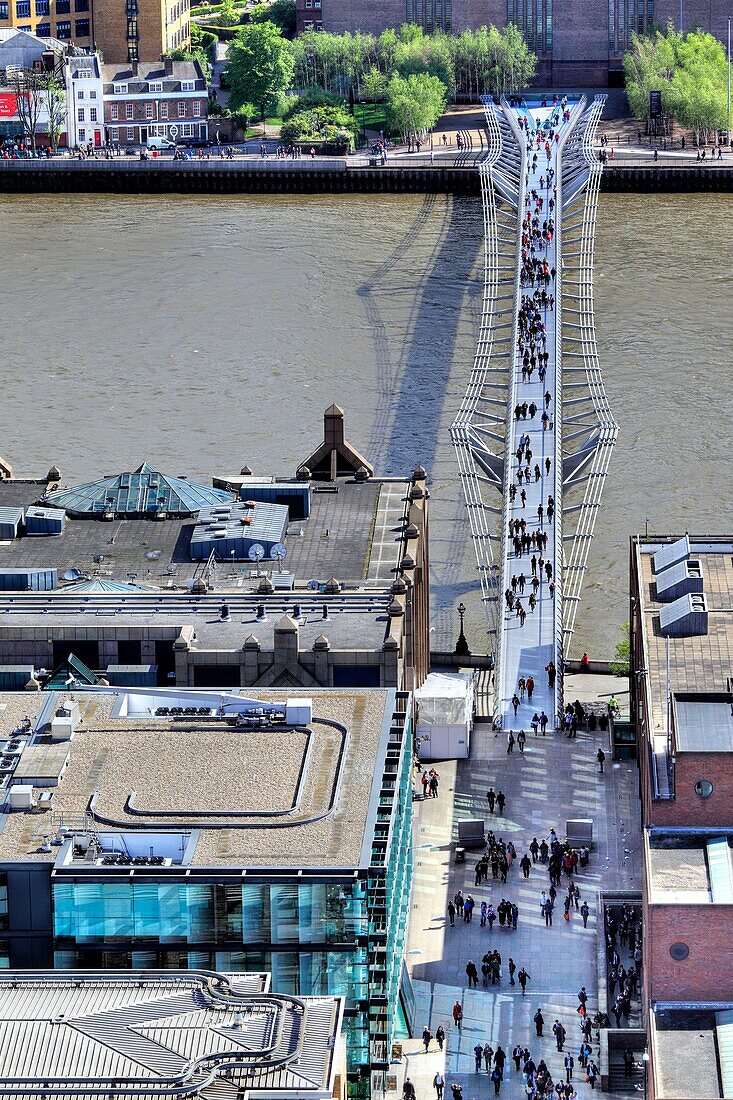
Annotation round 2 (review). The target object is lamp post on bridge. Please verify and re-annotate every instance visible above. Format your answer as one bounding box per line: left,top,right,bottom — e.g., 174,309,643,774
454,602,471,658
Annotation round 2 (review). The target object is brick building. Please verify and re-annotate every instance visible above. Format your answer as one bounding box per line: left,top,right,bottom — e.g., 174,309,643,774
296,0,322,33
631,534,733,1099
316,0,731,86
102,57,208,147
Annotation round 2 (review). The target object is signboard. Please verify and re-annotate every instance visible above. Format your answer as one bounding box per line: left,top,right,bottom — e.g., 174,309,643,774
0,94,18,119
649,90,662,119
169,124,179,138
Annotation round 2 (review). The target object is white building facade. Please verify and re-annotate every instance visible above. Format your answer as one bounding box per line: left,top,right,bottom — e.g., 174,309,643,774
63,51,102,148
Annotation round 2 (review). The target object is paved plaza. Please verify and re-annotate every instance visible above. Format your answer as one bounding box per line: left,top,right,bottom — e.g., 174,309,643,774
402,714,641,1100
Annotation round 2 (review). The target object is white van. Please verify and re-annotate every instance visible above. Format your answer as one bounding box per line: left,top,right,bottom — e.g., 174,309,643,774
147,136,177,151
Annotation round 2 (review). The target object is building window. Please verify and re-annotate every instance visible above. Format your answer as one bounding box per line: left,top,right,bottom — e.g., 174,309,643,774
75,17,89,33
193,100,200,117
145,102,153,118
177,101,185,117
507,0,552,52
0,874,8,933
126,126,134,140
126,102,134,119
0,3,8,16
182,122,193,136
161,101,168,118
90,107,97,121
406,0,452,32
608,0,653,52
16,0,31,15
35,0,48,13
55,0,70,10
149,81,162,92
78,127,85,140
114,83,128,94
77,88,84,99
694,779,713,798
75,0,89,9
111,127,119,141
55,17,71,35
180,80,194,91
77,107,85,121
35,19,49,31
669,942,689,961
111,104,118,120
89,89,96,98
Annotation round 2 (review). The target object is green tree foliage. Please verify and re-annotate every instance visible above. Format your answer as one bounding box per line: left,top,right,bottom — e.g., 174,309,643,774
624,25,728,142
251,0,296,36
217,0,239,26
170,28,215,80
225,20,295,116
280,103,359,148
610,621,631,677
385,71,447,138
362,65,387,102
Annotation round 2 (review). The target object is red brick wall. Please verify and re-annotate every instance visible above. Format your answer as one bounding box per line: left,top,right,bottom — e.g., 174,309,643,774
648,905,733,1001
104,98,207,123
643,753,733,829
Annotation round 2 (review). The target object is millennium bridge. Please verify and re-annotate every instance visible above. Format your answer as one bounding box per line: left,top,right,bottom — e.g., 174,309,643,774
451,94,617,731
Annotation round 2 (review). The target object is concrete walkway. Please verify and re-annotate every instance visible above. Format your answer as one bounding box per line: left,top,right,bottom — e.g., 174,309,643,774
404,715,641,1100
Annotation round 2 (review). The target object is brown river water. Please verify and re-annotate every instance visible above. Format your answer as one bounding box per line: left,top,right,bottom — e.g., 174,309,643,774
1,191,730,656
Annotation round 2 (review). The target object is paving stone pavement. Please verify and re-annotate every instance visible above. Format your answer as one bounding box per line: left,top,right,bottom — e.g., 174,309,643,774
400,720,641,1100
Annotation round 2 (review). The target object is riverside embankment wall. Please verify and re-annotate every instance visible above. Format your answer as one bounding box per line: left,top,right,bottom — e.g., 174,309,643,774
0,159,731,193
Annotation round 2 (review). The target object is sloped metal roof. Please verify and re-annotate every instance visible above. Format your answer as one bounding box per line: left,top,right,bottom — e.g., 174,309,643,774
43,462,232,518
0,972,342,1099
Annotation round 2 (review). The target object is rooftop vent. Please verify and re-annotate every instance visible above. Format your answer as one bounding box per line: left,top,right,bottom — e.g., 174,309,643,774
656,559,704,602
652,535,691,575
658,592,708,637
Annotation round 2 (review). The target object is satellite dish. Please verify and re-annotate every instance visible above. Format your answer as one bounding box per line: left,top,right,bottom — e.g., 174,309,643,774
248,544,265,563
146,550,162,561
270,543,287,561
306,579,320,592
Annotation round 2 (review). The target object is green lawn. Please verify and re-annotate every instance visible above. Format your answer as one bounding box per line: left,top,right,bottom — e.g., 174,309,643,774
354,103,388,135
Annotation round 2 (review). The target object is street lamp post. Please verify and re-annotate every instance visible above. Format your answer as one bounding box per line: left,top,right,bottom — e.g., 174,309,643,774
454,602,471,658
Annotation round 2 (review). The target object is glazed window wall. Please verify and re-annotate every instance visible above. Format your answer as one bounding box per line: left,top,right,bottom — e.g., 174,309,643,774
609,0,653,52
53,880,368,946
405,0,451,33
507,0,553,52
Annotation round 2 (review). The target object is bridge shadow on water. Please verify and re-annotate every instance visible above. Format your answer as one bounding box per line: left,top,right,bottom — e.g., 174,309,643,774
357,194,483,477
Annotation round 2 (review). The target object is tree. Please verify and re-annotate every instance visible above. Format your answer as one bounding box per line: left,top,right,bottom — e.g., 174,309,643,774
217,0,239,27
7,69,44,152
610,621,630,677
225,20,295,119
385,71,447,140
251,0,296,37
40,75,65,151
362,65,387,102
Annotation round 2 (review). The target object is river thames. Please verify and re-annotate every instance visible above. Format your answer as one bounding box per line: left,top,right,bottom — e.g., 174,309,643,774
3,191,730,655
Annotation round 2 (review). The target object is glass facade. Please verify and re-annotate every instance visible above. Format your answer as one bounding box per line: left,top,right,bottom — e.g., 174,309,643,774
405,0,452,33
54,880,368,945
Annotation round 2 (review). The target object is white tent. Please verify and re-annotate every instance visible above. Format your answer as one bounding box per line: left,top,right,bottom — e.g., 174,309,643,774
415,672,475,760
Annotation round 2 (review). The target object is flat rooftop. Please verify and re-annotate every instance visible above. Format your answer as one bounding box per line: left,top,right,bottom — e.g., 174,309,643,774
636,538,733,733
647,834,733,904
673,694,733,752
0,970,343,1100
652,1007,730,1099
0,688,397,868
0,476,408,590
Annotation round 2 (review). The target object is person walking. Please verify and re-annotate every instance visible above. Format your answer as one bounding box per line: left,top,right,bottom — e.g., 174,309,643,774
496,790,506,814
450,1085,463,1100
597,747,606,774
517,728,526,753
587,1060,598,1090
490,1067,502,1095
577,986,588,1014
433,1073,445,1099
452,1001,463,1030
474,1043,484,1072
512,694,520,718
526,675,535,701
508,957,517,985
487,787,496,813
545,661,556,688
580,901,590,928
518,967,531,993
447,901,456,927
564,1054,574,1083
534,1008,544,1037
520,852,532,878
553,1020,566,1051
423,1025,432,1053
403,1079,416,1100
435,1024,445,1051
512,1044,523,1071
539,710,549,735
507,731,515,754
483,1043,494,1072
466,960,478,988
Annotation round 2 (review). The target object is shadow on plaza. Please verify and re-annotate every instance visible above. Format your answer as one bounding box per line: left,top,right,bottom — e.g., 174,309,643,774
358,194,483,477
